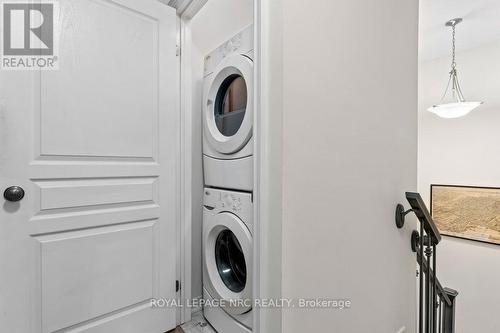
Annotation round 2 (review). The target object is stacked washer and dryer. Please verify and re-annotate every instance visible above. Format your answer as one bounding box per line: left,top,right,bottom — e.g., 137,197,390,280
202,25,254,333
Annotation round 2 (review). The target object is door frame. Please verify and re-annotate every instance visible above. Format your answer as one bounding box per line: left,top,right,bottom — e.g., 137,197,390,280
178,10,192,327
177,0,208,325
253,1,284,332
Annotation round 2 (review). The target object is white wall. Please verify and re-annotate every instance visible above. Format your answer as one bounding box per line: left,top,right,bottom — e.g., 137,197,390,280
189,0,253,300
273,0,419,332
418,40,500,333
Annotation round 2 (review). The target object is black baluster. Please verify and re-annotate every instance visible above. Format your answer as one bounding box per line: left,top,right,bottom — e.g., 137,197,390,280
433,245,437,333
438,298,442,333
425,244,432,333
419,223,424,333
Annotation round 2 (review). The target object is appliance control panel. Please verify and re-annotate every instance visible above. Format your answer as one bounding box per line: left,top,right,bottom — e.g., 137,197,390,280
203,24,253,77
203,188,253,222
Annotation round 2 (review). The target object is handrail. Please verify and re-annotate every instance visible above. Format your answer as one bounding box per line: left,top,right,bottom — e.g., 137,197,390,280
405,192,442,245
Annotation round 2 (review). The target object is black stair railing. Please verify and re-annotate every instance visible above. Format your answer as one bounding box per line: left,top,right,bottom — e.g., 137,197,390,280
396,192,458,333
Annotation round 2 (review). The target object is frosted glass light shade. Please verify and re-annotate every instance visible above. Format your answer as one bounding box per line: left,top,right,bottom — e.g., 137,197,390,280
427,101,483,119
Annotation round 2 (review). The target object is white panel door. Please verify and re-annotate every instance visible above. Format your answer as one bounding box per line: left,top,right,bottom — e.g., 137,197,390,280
0,1,178,332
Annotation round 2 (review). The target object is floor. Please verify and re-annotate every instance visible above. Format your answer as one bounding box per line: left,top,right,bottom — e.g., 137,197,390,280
179,311,217,333
167,312,217,333
168,328,185,333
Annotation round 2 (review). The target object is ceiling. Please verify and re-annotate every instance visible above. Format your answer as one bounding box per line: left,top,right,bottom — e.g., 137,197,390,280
419,0,500,61
159,0,207,17
159,0,191,11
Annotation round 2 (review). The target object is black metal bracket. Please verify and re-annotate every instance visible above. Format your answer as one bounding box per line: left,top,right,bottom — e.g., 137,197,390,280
411,230,433,252
395,204,413,228
411,230,420,252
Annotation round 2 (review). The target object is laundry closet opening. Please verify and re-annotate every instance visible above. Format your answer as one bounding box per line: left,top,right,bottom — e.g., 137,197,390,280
179,0,254,332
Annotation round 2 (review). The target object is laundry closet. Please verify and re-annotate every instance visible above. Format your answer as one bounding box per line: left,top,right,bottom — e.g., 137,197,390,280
180,1,254,332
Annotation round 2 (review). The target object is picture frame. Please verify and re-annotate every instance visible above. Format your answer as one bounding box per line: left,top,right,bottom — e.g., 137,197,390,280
430,184,500,245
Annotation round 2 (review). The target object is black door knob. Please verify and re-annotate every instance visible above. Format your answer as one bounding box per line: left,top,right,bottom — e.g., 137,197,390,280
4,186,25,202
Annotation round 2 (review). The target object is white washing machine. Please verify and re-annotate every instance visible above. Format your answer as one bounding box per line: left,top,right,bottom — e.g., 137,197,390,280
203,188,253,333
203,25,254,191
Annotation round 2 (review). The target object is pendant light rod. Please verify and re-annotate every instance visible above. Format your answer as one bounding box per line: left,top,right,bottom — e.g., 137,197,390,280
438,17,466,105
447,18,460,69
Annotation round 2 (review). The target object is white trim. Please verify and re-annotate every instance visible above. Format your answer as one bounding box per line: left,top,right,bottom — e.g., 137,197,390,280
253,0,283,332
178,0,209,325
190,295,203,315
176,14,184,326
179,8,193,326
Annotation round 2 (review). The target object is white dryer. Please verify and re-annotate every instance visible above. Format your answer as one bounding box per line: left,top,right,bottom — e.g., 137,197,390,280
203,188,253,333
203,25,254,191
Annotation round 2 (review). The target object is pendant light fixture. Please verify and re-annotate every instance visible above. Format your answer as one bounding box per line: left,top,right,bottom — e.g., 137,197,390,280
427,18,483,118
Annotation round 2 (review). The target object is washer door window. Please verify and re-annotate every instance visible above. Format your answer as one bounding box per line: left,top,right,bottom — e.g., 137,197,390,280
215,229,247,293
203,212,252,315
214,75,247,137
204,54,253,154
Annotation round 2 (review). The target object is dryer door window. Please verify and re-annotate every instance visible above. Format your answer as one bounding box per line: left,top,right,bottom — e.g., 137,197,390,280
215,229,247,293
214,74,247,137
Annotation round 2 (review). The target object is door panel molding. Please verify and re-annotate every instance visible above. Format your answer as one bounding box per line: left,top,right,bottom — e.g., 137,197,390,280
35,0,161,161
36,221,156,332
34,177,158,211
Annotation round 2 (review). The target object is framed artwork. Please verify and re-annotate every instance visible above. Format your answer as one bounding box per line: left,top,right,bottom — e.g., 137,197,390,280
431,184,500,245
